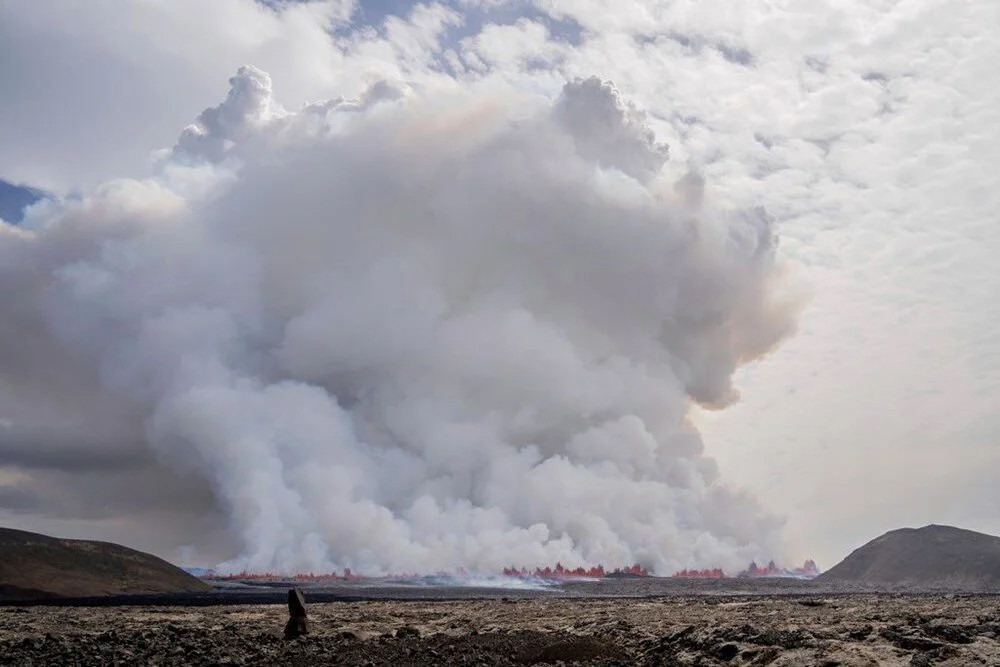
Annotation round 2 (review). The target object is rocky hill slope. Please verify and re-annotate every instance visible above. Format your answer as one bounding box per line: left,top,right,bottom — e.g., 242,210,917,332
0,527,211,599
816,524,1000,588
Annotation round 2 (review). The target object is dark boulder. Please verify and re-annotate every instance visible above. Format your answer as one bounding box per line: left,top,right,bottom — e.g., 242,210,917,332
283,588,309,640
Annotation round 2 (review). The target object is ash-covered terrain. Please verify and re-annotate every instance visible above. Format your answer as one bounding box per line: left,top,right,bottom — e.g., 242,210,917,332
4,592,1000,666
4,525,1000,664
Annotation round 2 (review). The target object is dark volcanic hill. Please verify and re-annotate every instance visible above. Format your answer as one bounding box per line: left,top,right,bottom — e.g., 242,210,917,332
817,524,1000,588
0,527,211,599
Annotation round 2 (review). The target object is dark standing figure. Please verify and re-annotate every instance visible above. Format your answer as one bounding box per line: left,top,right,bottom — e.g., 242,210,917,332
283,588,309,639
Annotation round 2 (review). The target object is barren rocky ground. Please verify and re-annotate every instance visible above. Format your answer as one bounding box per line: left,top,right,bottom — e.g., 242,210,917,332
3,593,1000,665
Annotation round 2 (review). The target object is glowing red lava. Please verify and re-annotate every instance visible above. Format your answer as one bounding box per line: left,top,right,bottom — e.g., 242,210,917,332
502,563,648,579
671,568,725,579
672,559,820,579
204,560,817,582
739,559,820,578
206,569,364,582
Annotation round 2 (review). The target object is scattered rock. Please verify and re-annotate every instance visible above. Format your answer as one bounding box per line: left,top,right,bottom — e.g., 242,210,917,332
711,642,740,661
750,628,814,649
921,622,974,644
909,646,958,667
751,646,780,665
665,625,695,644
879,627,943,652
798,598,827,607
5,592,1000,666
515,635,628,665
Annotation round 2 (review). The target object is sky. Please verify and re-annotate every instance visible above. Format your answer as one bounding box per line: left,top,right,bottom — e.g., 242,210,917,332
0,0,997,573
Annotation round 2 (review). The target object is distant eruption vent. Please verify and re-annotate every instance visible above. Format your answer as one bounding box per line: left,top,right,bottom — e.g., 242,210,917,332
503,564,649,579
672,560,819,579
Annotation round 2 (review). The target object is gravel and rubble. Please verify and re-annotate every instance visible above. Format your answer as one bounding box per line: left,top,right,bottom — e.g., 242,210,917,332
3,594,1000,665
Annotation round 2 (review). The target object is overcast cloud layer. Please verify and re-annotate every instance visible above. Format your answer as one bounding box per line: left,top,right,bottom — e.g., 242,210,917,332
0,0,997,571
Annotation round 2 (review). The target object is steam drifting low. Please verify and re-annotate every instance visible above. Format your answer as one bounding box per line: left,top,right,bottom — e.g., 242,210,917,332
0,67,798,575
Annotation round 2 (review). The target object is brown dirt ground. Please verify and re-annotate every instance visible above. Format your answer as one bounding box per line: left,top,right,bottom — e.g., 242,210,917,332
3,595,1000,665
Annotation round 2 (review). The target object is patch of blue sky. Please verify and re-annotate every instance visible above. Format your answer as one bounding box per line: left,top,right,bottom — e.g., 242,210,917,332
0,179,45,224
329,1,581,47
441,1,582,47
343,1,582,77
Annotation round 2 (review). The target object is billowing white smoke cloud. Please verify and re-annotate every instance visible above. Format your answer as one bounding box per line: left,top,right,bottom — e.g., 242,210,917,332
1,67,798,574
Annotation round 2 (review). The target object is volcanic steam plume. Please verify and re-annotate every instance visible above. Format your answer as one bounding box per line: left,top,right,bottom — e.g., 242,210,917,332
0,67,799,575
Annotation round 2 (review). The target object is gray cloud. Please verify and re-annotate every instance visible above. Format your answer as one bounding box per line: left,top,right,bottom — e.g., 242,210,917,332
554,76,668,182
0,437,147,473
0,67,798,574
2,0,994,574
